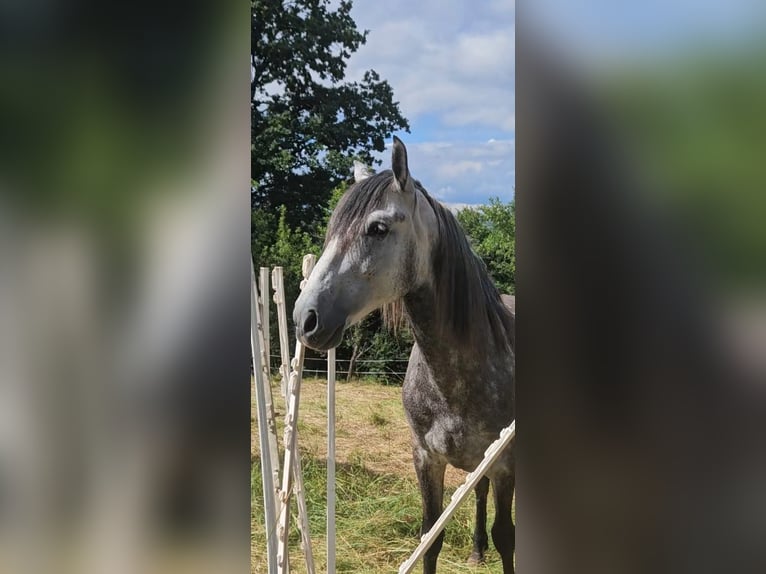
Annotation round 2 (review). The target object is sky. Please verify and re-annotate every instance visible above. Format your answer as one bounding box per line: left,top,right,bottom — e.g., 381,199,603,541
343,0,515,207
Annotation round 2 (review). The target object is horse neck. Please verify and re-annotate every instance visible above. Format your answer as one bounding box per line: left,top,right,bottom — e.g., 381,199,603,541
402,287,454,382
404,289,514,425
402,285,440,349
402,188,511,380
402,284,485,381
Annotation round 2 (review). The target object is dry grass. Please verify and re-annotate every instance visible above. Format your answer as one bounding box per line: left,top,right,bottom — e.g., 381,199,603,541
252,377,505,573
292,377,467,488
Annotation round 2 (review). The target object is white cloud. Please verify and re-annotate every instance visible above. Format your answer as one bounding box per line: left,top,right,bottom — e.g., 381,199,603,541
443,202,479,214
372,138,515,204
346,1,514,133
454,30,515,80
439,160,483,178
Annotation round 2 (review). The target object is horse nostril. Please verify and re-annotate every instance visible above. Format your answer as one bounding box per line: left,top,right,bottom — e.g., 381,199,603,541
303,309,318,334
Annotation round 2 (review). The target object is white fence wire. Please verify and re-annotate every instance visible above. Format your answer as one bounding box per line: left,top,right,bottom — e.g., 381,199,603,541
265,354,410,378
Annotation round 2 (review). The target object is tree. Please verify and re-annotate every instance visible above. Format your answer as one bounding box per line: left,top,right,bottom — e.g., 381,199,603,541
251,0,410,233
457,198,516,294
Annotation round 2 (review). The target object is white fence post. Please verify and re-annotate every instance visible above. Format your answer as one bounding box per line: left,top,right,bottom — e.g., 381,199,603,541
398,421,516,574
272,267,291,399
255,270,282,518
251,260,278,574
327,346,337,574
293,255,318,574
259,267,271,368
275,256,317,574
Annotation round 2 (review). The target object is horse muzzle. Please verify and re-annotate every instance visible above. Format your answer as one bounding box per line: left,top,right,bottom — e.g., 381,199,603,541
293,301,347,351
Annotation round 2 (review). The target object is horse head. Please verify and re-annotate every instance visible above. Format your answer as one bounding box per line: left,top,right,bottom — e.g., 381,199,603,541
294,137,436,350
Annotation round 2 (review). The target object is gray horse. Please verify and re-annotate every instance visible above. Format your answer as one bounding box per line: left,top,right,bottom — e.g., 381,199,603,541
294,137,515,573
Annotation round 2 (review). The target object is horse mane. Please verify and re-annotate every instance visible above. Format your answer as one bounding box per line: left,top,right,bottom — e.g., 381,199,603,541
326,169,513,353
386,183,514,354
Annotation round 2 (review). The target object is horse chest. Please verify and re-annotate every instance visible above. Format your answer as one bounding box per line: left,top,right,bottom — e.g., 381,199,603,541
403,344,513,471
404,386,494,471
422,415,488,470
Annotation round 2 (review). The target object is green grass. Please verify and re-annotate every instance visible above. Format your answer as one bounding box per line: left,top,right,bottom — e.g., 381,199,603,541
368,409,388,428
251,456,503,573
252,379,506,573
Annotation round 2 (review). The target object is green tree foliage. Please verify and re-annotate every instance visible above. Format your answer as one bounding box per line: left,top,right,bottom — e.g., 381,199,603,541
269,206,320,295
457,198,516,294
253,205,320,360
251,0,409,374
340,312,413,384
251,0,410,233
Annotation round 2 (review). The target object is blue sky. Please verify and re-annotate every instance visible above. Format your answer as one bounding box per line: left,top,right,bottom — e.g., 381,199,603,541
343,0,515,207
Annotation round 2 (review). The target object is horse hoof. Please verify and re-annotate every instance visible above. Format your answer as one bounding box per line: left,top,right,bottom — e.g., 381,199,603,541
467,552,485,566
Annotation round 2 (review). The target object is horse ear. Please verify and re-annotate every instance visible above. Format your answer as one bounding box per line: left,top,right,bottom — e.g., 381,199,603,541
353,160,373,182
391,136,410,191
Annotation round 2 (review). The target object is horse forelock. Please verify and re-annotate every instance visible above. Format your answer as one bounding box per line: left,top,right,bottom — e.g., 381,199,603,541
325,171,395,250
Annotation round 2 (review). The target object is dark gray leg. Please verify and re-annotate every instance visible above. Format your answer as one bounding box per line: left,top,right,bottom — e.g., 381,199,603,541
468,476,490,564
413,448,446,574
491,472,515,574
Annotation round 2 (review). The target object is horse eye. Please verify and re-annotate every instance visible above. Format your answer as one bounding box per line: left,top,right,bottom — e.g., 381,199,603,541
366,221,389,237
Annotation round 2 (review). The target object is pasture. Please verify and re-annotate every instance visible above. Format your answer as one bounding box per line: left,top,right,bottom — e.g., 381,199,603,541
251,377,508,573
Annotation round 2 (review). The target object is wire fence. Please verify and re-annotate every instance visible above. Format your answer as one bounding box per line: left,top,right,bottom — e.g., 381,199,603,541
266,354,410,380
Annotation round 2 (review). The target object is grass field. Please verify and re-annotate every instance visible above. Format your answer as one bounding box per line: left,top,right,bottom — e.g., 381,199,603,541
252,377,507,573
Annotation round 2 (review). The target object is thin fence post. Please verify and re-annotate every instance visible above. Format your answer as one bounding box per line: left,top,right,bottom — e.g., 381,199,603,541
275,256,317,574
259,267,271,370
255,270,281,517
292,452,315,574
327,346,337,574
251,260,278,574
272,267,291,399
293,255,317,574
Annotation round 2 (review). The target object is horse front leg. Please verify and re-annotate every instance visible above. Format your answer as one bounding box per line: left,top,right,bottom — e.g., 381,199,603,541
413,447,446,574
468,476,490,565
491,470,515,574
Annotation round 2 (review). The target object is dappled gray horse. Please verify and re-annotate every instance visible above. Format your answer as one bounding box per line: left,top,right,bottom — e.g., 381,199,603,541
294,137,515,573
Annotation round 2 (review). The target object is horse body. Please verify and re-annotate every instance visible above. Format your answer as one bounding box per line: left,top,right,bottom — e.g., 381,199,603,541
294,137,514,573
400,273,515,574
403,293,514,475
